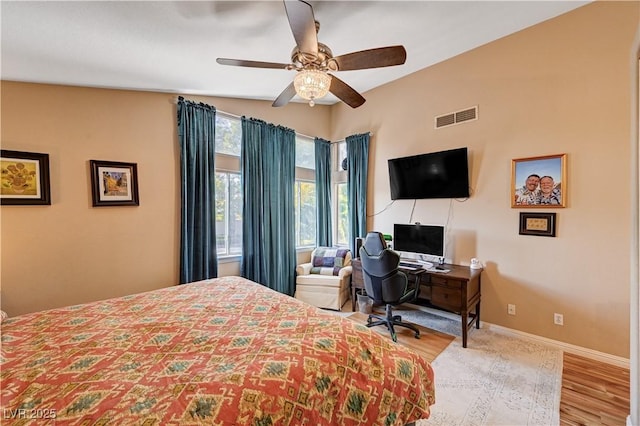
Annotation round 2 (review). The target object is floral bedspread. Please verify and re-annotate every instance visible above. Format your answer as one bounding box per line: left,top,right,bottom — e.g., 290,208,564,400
1,276,435,425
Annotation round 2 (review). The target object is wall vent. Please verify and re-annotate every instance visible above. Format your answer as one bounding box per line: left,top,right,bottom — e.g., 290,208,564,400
435,106,478,129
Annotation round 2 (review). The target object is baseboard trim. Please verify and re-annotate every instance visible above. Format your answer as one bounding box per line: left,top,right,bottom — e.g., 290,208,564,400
484,322,630,368
406,304,630,369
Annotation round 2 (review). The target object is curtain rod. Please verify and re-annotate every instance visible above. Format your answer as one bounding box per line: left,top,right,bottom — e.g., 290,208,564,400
333,131,374,144
172,96,371,142
172,96,241,119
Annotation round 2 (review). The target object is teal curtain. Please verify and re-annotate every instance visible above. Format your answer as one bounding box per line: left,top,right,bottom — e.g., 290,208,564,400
347,132,370,254
314,137,332,247
177,97,218,283
241,117,297,295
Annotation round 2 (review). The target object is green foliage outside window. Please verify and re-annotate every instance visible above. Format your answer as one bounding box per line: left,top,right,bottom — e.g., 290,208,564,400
295,181,316,247
296,136,315,170
215,115,241,156
215,172,242,255
336,183,349,245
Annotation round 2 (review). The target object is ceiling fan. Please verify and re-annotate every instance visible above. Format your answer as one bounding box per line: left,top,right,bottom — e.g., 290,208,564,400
216,0,407,109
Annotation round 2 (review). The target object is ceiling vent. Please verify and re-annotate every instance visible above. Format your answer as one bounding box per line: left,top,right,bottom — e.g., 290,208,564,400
435,106,478,129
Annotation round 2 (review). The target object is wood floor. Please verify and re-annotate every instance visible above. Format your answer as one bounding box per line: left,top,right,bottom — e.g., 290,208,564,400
560,352,630,426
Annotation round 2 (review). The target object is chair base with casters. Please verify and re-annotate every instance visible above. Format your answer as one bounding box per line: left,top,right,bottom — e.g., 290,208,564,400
367,304,420,342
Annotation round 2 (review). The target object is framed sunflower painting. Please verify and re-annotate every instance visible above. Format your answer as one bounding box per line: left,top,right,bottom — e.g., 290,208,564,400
0,150,51,205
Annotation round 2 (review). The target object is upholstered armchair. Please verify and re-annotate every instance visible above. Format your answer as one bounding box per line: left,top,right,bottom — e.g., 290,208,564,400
294,247,353,310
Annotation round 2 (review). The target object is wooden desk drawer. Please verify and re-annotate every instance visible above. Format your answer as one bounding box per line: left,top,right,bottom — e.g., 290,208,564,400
430,275,462,288
431,287,462,310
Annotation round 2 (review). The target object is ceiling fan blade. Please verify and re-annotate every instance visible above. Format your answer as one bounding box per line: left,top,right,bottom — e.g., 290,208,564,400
329,74,366,109
272,82,297,107
283,0,318,56
216,58,290,70
332,46,407,71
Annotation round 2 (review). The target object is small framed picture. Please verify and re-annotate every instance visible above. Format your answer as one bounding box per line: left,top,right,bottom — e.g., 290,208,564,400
1,150,51,205
90,160,139,207
512,154,566,208
519,212,557,237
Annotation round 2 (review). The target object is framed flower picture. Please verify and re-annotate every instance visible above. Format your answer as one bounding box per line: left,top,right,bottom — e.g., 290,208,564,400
0,150,51,205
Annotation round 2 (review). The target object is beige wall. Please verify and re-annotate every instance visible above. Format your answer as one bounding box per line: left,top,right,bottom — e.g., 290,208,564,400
0,84,330,315
330,1,638,357
1,1,637,358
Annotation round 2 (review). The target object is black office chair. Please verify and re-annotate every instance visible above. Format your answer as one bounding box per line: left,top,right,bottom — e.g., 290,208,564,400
359,234,420,342
360,231,387,256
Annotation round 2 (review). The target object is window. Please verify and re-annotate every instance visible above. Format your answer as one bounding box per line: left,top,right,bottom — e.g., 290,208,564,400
295,135,315,170
336,182,349,245
215,172,242,256
214,113,242,258
215,114,241,156
295,135,316,248
336,141,347,171
213,114,317,255
295,181,316,247
333,141,349,246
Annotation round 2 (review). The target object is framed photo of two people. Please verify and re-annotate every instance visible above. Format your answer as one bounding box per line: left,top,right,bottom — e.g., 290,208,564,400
511,154,566,208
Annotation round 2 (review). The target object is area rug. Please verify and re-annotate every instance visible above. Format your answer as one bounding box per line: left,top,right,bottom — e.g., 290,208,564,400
346,311,454,363
393,308,563,426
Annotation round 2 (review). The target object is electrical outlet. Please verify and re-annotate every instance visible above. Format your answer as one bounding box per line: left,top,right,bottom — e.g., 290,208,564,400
554,313,564,325
508,304,516,315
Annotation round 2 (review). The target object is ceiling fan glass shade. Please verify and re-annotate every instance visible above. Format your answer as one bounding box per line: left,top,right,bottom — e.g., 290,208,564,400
293,69,331,106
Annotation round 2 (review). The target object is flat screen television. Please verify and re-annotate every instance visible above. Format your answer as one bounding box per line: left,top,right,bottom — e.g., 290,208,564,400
393,223,445,260
388,147,470,200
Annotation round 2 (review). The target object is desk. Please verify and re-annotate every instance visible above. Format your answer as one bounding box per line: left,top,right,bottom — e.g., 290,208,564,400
351,259,481,348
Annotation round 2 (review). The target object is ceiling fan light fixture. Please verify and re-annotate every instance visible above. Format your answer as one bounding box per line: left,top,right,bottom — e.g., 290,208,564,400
294,69,331,106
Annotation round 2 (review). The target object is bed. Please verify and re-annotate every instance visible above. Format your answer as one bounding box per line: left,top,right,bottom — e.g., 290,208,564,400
1,276,435,425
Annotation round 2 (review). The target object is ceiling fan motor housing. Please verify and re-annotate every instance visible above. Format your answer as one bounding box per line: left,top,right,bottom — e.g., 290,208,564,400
291,43,336,71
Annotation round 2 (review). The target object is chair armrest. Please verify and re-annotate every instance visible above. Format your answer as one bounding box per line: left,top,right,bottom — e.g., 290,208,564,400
296,263,312,275
337,265,352,278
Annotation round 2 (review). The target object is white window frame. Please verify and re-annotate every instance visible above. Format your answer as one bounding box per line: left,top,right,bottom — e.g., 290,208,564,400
332,141,349,247
214,112,243,261
215,169,242,259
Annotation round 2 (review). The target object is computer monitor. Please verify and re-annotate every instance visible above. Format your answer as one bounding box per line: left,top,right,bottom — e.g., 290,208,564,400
393,223,445,261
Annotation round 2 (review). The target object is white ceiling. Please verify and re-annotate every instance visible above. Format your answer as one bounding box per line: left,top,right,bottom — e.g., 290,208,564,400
1,1,589,106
